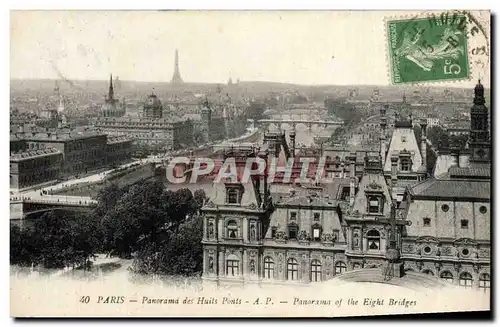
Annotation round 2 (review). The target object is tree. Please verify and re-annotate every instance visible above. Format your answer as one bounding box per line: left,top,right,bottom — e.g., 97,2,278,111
324,98,362,129
164,188,195,232
26,210,99,269
192,189,207,214
131,215,203,276
426,125,449,150
100,180,168,258
10,225,39,266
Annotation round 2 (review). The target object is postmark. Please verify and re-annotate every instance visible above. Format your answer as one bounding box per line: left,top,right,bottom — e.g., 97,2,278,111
386,11,489,84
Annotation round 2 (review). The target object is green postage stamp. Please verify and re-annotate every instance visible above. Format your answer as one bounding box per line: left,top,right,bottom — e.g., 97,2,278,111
387,13,470,84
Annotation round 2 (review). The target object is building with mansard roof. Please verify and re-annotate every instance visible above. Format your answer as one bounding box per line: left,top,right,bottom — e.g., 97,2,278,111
200,82,489,291
92,79,194,152
400,80,491,291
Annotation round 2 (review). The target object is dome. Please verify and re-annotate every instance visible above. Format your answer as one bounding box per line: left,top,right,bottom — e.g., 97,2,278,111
145,94,162,108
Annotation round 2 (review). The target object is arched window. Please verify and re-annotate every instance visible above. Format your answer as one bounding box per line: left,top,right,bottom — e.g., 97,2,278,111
310,259,322,282
335,261,347,275
440,271,454,283
459,272,473,288
226,255,239,277
479,273,490,292
287,258,299,281
367,230,380,250
263,257,274,279
421,269,434,276
226,220,238,238
352,262,362,270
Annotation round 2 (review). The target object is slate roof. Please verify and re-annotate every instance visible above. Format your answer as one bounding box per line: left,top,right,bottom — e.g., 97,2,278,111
448,166,491,178
275,195,338,208
409,178,490,200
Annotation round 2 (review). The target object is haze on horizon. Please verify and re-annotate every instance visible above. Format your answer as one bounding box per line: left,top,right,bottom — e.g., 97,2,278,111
11,10,490,88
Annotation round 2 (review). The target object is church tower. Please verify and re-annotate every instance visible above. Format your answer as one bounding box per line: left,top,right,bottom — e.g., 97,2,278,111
171,49,184,85
469,80,490,163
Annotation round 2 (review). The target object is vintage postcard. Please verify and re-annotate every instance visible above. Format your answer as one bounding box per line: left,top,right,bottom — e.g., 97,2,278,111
9,10,491,317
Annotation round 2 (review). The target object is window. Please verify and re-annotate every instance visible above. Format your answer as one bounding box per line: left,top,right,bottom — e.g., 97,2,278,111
479,206,487,214
459,272,473,288
263,257,274,279
400,157,411,171
287,258,299,280
290,212,297,221
461,219,469,229
226,259,239,276
312,224,322,242
310,260,322,282
332,229,340,242
226,220,238,238
226,187,241,204
440,271,454,283
423,218,431,227
401,136,407,143
353,262,362,270
288,224,298,240
340,187,350,201
367,230,381,250
479,274,490,292
421,269,434,276
335,261,347,275
271,227,277,239
423,246,432,254
313,213,320,221
461,248,470,256
367,195,383,214
441,204,449,212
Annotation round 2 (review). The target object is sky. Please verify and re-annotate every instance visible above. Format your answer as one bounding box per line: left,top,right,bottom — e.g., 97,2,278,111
10,10,490,87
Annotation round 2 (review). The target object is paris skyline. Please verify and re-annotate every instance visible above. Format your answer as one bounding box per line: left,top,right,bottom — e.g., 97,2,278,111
11,10,490,88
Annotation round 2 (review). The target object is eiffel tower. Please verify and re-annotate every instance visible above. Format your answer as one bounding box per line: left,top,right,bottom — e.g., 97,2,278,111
171,49,184,84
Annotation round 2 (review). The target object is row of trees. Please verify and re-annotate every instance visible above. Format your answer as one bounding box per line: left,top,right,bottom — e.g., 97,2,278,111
11,180,207,276
426,125,469,151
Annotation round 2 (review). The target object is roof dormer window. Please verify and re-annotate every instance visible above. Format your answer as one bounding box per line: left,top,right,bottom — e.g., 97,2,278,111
400,157,411,171
367,195,384,214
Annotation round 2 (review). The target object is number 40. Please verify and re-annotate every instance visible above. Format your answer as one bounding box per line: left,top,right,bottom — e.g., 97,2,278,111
79,296,90,304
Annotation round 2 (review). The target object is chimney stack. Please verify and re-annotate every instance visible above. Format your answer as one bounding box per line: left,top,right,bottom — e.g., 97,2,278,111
380,105,388,165
390,155,398,189
450,147,460,167
289,130,296,157
349,155,356,207
420,119,428,169
459,148,470,168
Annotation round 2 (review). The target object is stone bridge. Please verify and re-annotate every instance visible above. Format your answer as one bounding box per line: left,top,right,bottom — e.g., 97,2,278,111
248,119,343,131
10,197,97,221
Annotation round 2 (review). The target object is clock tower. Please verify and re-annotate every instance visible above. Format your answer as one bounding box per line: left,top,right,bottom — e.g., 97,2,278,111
469,80,490,163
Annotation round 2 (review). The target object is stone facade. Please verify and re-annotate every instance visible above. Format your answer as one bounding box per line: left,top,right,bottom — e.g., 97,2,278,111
10,146,63,191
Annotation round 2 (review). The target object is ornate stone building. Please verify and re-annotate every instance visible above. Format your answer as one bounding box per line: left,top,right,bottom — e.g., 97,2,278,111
93,89,194,152
201,147,273,287
201,82,490,291
400,80,491,291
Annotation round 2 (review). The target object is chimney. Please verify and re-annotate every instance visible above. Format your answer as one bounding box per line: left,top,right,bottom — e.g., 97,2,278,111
450,147,460,167
390,155,398,189
420,119,427,168
274,138,280,158
289,130,296,157
349,156,356,207
459,148,470,168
